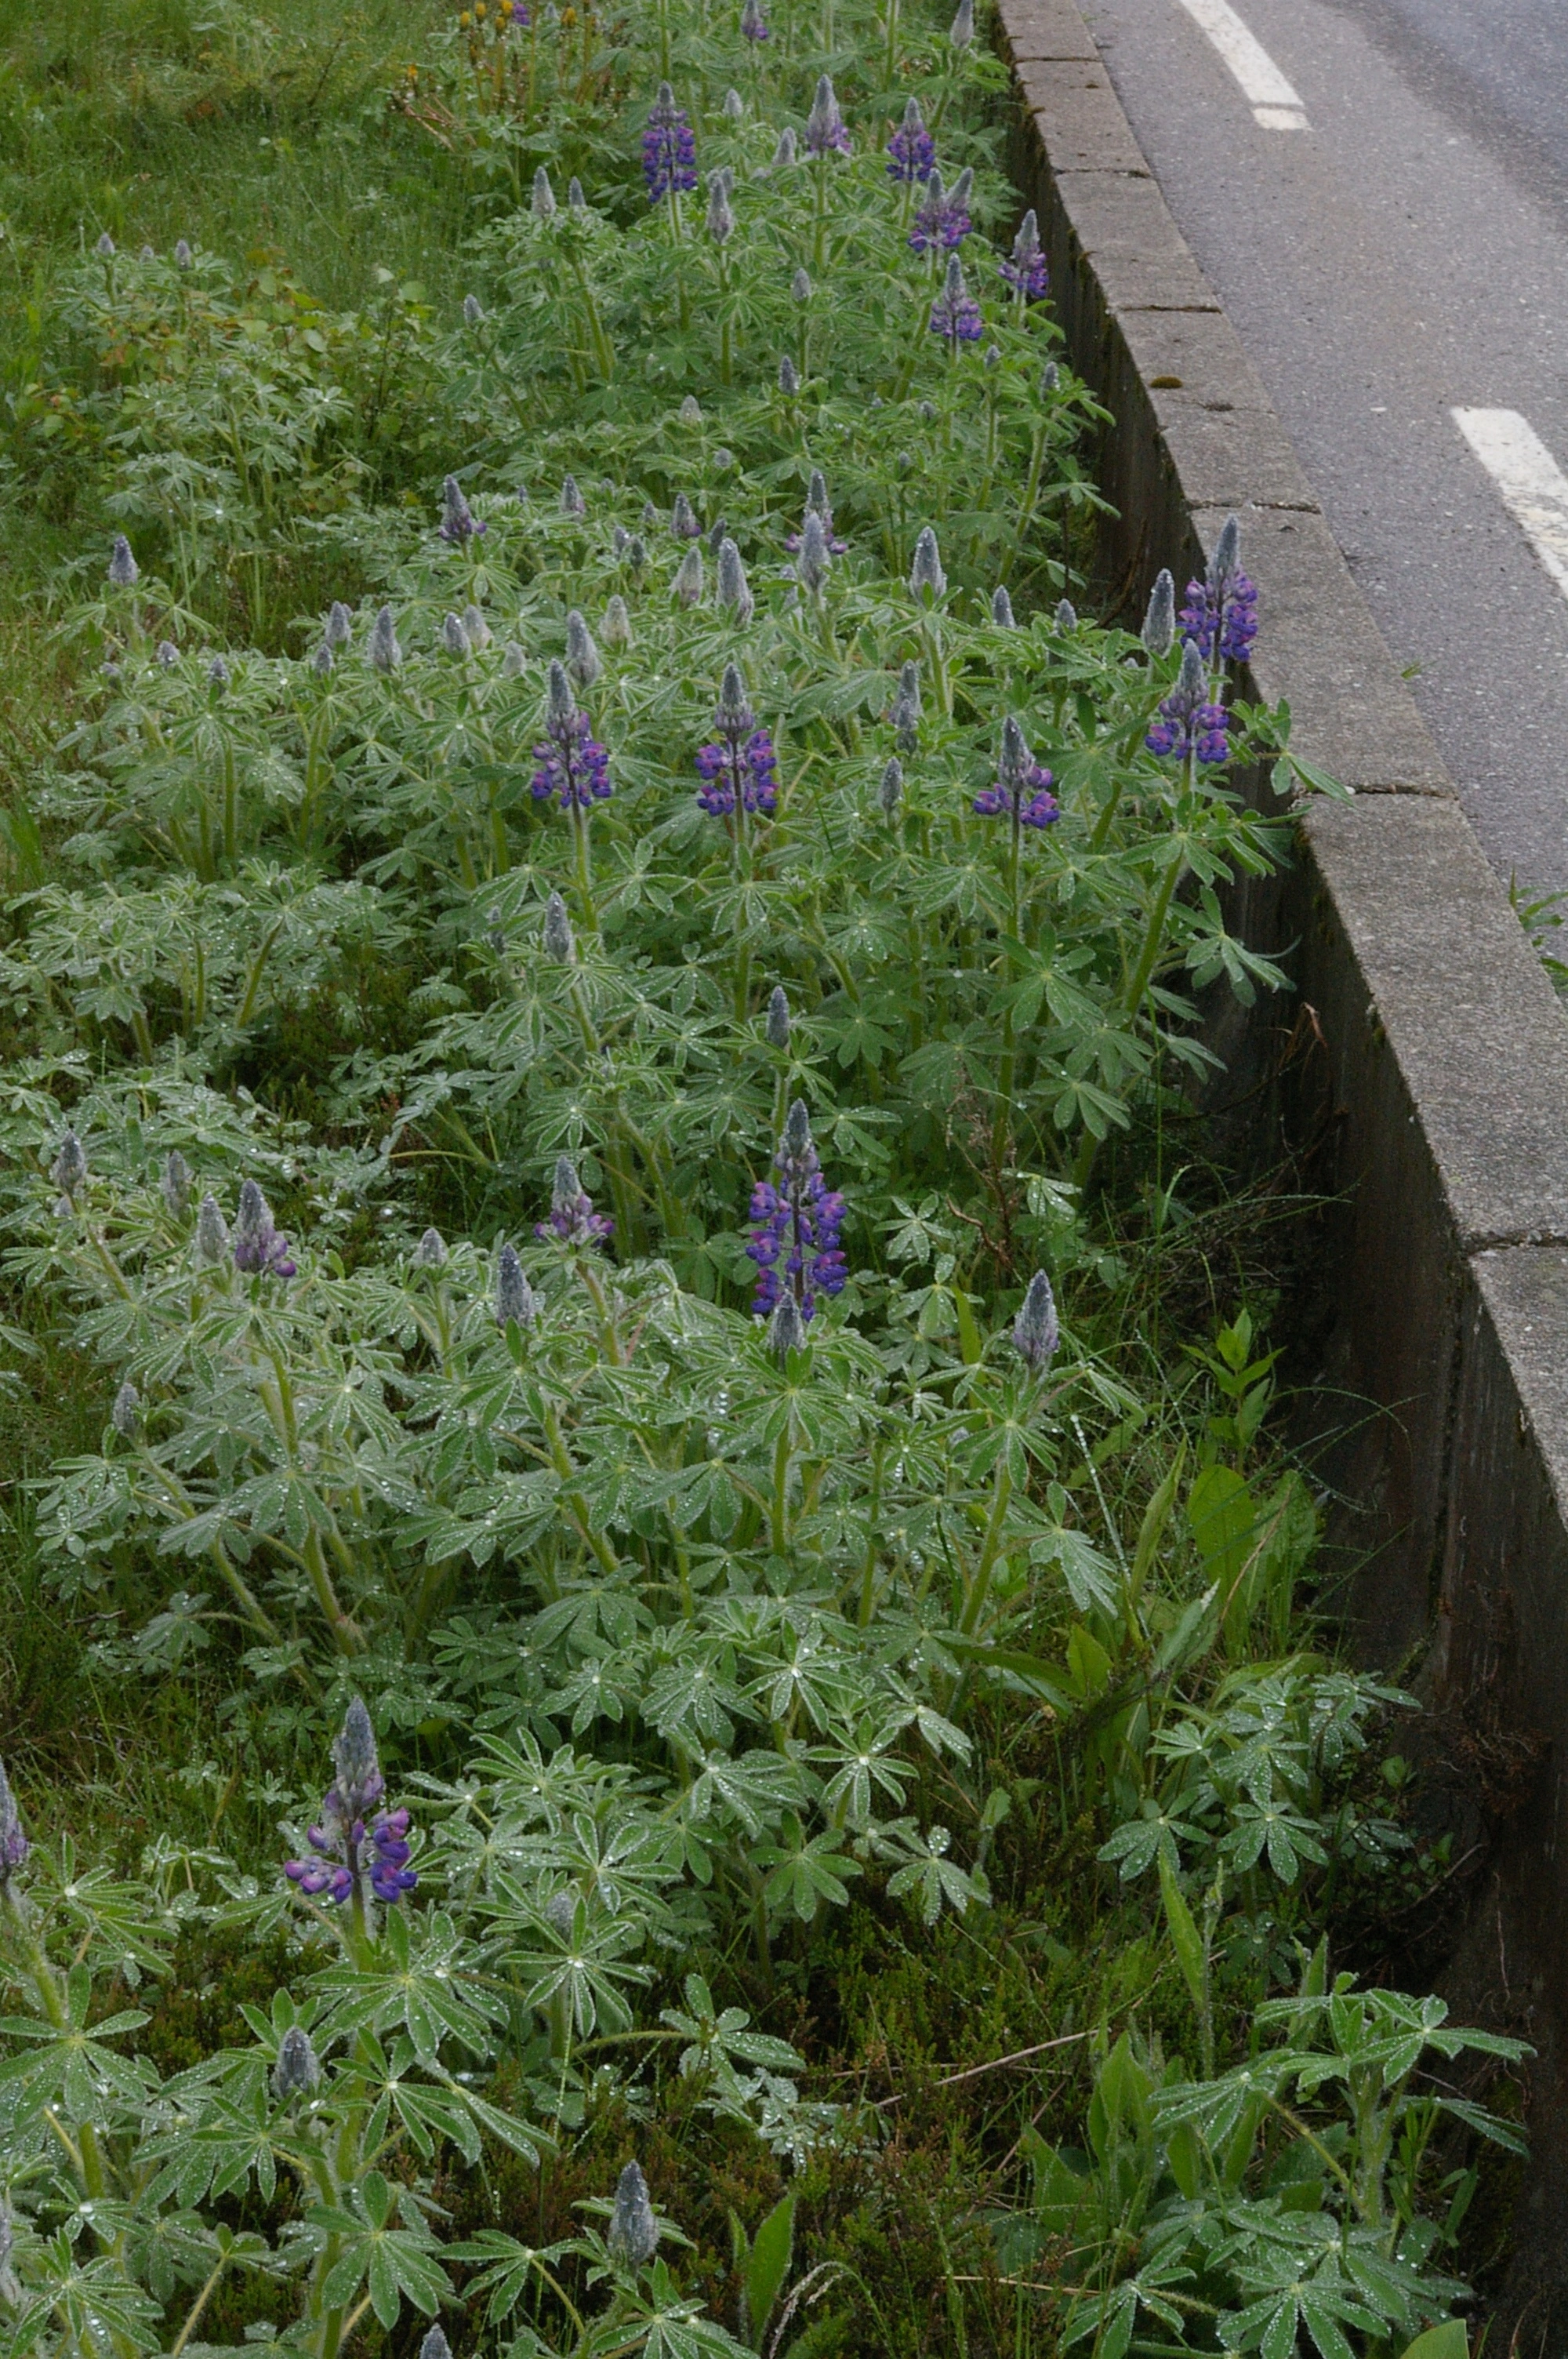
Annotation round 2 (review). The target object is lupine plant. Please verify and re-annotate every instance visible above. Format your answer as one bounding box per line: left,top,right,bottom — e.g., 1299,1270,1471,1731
0,0,1517,2349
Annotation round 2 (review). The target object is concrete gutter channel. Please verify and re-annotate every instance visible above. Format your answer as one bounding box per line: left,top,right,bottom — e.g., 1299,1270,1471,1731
994,0,1568,2310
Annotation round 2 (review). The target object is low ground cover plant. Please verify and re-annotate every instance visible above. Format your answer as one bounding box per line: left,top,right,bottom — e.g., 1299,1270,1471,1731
0,0,1526,2350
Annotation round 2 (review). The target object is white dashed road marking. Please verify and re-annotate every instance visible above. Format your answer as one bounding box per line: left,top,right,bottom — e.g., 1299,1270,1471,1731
1453,408,1568,600
1174,0,1309,129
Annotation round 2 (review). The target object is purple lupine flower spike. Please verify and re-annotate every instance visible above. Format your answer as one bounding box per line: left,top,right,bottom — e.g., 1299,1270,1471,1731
1001,207,1049,299
0,1759,30,1898
912,167,974,254
746,1097,848,1320
804,75,851,156
232,1179,297,1278
537,1155,613,1246
532,660,612,810
1146,641,1231,763
784,471,847,558
973,714,1058,828
643,82,699,203
439,475,485,544
930,251,982,346
887,96,936,183
696,664,779,819
1178,514,1258,664
741,0,769,36
285,1699,417,1913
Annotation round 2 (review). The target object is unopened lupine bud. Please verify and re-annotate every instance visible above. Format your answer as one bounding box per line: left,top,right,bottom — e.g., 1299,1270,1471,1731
797,512,830,593
419,2329,452,2359
543,891,576,961
741,0,768,35
891,660,922,749
566,609,600,685
1041,359,1060,394
326,601,354,647
673,545,704,605
463,293,485,326
1054,598,1077,631
175,238,193,267
111,1380,140,1437
772,129,797,170
545,1888,577,1934
766,985,790,1048
156,640,178,667
949,0,974,45
547,660,576,731
992,585,1016,627
532,165,557,217
879,755,904,814
502,642,527,677
602,594,633,646
207,653,230,691
560,474,586,517
162,1150,191,1216
96,231,116,257
909,525,946,601
782,1097,813,1164
51,1132,87,1198
196,1194,229,1263
1209,513,1241,588
627,535,647,571
495,1241,536,1330
706,170,735,244
140,243,155,260
1013,1270,1059,1375
608,2161,659,2268
1178,638,1206,699
779,354,799,395
680,394,702,426
312,643,332,674
717,538,753,623
790,266,811,303
108,536,138,588
1142,568,1175,656
370,605,401,672
768,1292,808,1360
414,1227,448,1267
272,2023,322,2100
0,1759,29,1890
612,524,630,559
332,1697,382,1817
443,612,469,656
708,512,729,554
671,492,699,539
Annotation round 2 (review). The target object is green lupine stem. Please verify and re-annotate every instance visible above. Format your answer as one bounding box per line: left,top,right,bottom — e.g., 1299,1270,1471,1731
960,1454,1013,1637
303,1525,363,1655
1073,841,1183,1194
857,1440,884,1627
543,1405,619,1571
771,1419,793,1556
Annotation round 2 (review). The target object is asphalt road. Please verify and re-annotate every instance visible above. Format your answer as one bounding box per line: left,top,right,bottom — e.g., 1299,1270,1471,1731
1080,0,1568,894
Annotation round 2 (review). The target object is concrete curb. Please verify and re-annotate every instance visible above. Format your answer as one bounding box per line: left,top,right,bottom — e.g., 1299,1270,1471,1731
996,0,1568,2302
